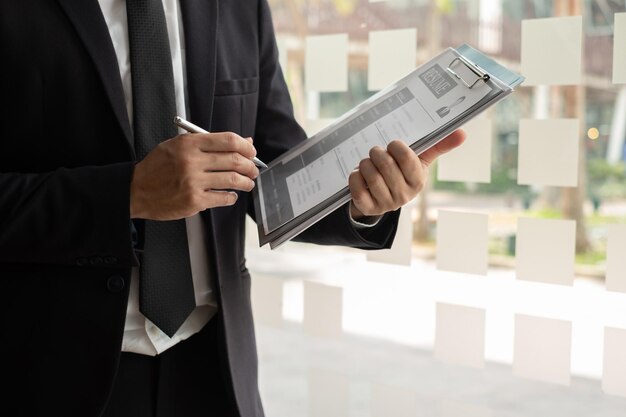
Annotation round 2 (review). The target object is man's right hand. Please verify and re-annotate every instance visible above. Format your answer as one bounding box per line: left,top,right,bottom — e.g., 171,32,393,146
130,132,260,220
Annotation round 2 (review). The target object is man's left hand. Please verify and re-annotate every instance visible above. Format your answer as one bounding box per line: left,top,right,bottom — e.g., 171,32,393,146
349,129,466,220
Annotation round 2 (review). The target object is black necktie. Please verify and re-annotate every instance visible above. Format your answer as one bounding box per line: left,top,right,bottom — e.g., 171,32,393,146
127,0,195,337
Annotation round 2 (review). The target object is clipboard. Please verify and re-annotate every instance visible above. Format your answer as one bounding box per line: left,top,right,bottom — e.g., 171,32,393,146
252,44,524,249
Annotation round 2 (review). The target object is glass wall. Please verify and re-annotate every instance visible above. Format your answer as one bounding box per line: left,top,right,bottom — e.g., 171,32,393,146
248,1,626,415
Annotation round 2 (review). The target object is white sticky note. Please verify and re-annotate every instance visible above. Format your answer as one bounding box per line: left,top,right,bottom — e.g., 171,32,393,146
437,118,492,183
614,13,626,84
368,29,417,91
513,314,572,385
305,34,348,92
603,327,626,398
371,384,417,417
303,281,343,339
435,303,486,368
607,224,626,293
440,401,493,417
436,210,488,275
308,369,349,417
367,203,413,266
517,118,580,187
521,16,582,86
515,217,575,286
251,276,283,327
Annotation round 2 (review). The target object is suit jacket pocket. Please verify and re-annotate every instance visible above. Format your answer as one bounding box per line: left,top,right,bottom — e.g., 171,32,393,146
214,77,259,96
211,78,259,138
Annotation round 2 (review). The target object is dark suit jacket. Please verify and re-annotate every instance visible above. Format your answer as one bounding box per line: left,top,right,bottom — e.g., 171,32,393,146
0,0,399,416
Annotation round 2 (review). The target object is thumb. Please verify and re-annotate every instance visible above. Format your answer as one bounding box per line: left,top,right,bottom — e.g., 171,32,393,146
418,129,466,167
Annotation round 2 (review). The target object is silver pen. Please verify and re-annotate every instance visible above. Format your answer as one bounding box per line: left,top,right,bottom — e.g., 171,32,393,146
173,116,268,169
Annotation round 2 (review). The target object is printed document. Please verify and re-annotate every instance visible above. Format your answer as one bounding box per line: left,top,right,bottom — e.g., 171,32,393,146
253,45,524,248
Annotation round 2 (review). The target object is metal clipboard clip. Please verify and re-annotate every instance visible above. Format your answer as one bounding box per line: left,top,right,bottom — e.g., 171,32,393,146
446,55,490,89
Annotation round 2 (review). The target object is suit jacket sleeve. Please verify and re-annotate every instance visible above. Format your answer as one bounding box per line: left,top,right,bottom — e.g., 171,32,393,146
0,164,139,267
250,0,400,250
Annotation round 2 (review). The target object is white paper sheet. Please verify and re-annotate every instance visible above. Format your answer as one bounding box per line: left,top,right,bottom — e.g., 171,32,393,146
517,118,580,187
371,384,417,417
602,327,626,398
368,29,417,91
367,202,414,266
606,224,626,293
436,210,488,275
305,34,348,92
435,303,486,368
513,314,572,385
308,369,349,417
521,16,582,86
614,13,626,84
251,276,284,327
437,117,492,183
515,217,575,286
303,281,343,339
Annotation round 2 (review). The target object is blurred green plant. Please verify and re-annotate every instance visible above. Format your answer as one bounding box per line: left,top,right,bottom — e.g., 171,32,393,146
575,250,606,266
432,164,530,196
524,208,563,219
587,159,626,202
586,212,626,226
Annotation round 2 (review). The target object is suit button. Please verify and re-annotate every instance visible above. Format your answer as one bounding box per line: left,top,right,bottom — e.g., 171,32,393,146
104,256,118,265
76,258,88,266
90,257,104,265
107,275,125,293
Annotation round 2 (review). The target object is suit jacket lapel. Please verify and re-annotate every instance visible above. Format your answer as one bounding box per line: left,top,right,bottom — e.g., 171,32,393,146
180,0,224,279
179,0,219,130
56,0,134,156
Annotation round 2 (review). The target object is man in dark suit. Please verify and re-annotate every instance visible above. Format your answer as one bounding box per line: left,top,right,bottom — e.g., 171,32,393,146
0,0,464,416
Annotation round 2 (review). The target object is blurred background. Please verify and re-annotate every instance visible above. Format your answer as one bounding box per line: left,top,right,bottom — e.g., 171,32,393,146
246,1,626,416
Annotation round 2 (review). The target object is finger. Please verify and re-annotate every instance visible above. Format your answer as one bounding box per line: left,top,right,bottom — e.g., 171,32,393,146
386,140,426,190
358,158,393,209
199,152,259,179
193,132,257,159
201,171,256,192
201,190,239,208
418,129,466,167
348,170,377,215
368,146,409,204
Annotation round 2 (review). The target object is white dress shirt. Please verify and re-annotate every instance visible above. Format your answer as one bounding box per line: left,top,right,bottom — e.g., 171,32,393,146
98,0,217,356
